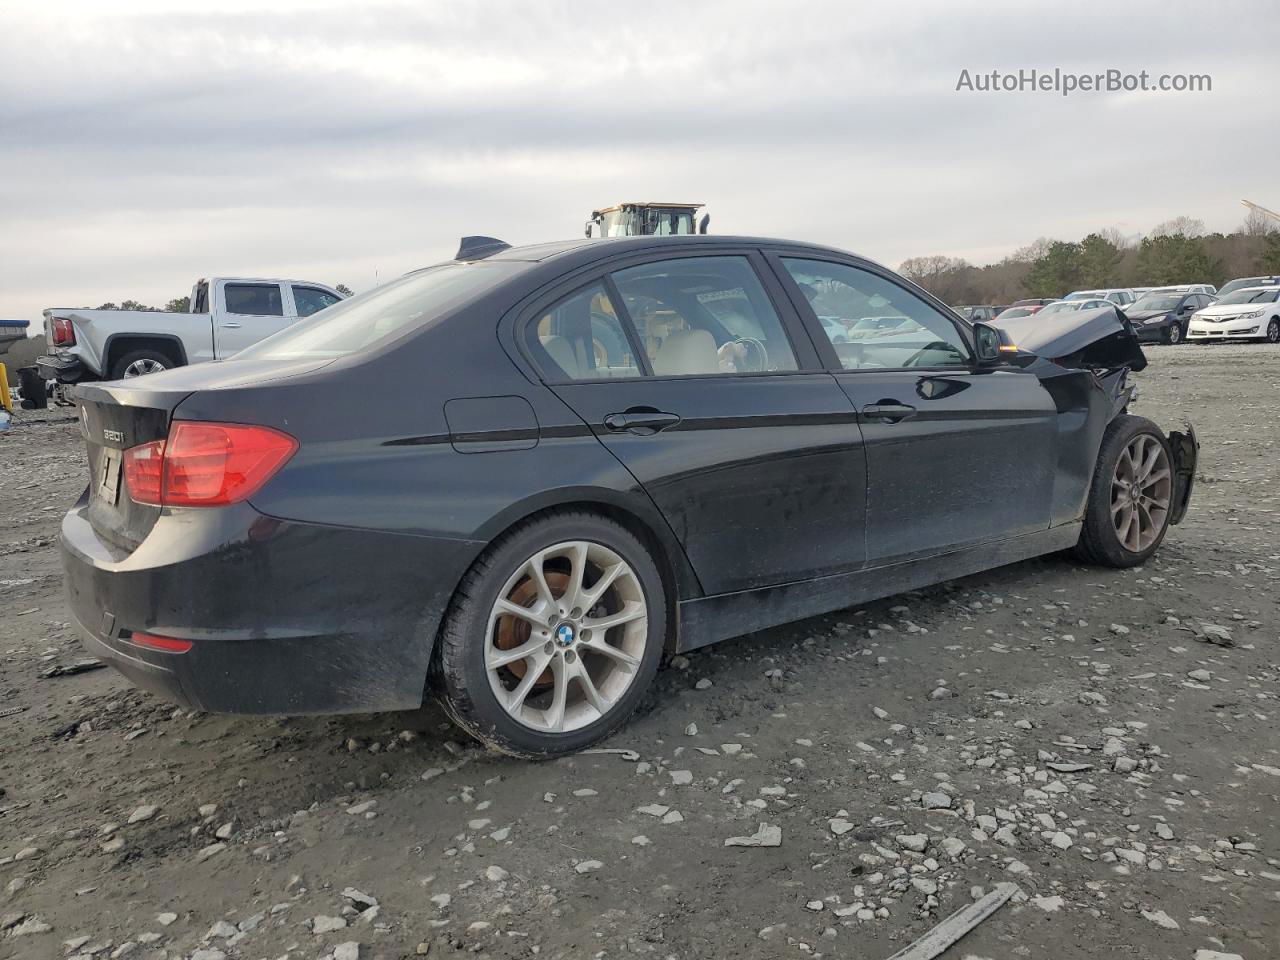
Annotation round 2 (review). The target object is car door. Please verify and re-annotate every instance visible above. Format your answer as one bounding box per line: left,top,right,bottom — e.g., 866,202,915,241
769,253,1059,566
522,251,868,595
213,281,291,358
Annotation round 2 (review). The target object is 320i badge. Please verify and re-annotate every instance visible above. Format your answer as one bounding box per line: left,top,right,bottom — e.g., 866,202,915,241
60,235,1197,758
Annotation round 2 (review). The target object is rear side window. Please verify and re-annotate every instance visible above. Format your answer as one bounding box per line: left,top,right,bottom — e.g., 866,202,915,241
292,286,342,318
610,256,798,376
531,283,640,380
224,283,284,317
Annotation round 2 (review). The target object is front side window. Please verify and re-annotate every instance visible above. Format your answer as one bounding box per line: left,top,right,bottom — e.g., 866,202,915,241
292,286,342,318
224,283,284,317
781,258,970,369
530,283,639,380
609,256,798,376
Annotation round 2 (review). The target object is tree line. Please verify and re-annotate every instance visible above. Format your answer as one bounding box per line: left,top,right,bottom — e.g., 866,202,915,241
86,284,354,313
899,214,1280,305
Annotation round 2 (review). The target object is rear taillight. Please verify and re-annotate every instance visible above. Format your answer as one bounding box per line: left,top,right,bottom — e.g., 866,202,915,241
51,317,75,346
123,422,297,507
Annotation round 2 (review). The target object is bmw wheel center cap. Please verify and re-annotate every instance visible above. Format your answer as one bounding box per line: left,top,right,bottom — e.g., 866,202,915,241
555,623,576,647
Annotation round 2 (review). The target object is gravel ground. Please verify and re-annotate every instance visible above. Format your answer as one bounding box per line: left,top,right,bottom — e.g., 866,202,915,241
1,344,1278,960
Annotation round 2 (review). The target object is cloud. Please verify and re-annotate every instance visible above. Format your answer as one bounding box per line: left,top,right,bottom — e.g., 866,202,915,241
1,0,1277,320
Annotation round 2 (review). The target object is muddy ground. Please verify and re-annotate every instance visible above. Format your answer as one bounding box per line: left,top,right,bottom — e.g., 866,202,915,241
2,343,1278,960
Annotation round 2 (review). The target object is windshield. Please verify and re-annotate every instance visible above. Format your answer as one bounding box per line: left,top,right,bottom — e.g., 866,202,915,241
1216,288,1280,305
235,261,523,360
1130,294,1183,311
1218,278,1276,297
1039,301,1081,314
1061,292,1099,301
996,307,1034,319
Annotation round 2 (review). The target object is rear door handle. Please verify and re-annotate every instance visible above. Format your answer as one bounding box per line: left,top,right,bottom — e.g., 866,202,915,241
603,410,682,434
861,402,917,423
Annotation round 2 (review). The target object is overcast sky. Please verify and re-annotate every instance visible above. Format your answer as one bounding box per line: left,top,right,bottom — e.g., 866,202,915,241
2,0,1277,324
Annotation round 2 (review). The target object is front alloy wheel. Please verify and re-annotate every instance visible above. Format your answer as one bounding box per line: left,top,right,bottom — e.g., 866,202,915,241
1267,318,1280,344
1109,433,1172,553
1166,322,1182,345
436,512,666,757
1074,415,1175,567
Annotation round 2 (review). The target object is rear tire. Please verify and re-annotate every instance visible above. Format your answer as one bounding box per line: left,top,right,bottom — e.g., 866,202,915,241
111,348,173,380
1072,415,1174,568
435,511,667,758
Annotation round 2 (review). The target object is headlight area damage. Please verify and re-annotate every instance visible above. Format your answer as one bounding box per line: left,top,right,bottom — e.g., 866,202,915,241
995,306,1198,525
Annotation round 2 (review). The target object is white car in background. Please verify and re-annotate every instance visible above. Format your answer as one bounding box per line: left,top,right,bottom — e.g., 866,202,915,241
1148,283,1217,296
1062,288,1137,307
1038,298,1114,316
1187,287,1280,343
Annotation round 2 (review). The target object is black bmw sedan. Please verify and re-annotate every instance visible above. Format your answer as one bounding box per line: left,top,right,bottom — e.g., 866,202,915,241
62,235,1197,757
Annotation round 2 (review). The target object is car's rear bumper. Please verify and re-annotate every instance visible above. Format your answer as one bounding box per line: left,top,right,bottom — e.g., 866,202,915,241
37,353,88,383
61,496,483,714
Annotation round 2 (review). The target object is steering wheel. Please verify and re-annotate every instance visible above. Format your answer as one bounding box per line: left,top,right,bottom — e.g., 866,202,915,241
733,337,769,372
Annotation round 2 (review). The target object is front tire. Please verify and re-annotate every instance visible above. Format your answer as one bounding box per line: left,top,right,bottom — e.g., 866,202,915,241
435,511,667,758
1265,318,1280,344
1165,322,1183,345
1073,415,1174,568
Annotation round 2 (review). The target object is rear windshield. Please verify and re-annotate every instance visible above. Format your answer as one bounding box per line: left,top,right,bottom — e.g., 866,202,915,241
235,261,523,360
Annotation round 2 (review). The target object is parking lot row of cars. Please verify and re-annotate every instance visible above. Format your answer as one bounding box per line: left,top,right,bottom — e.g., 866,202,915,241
956,274,1280,345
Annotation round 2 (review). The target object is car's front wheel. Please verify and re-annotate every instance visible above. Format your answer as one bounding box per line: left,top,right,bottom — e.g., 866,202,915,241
1265,318,1280,344
1073,415,1174,568
436,512,667,758
1165,322,1183,345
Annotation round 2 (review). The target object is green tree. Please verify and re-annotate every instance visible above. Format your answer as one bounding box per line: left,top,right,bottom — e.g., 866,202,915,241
1025,241,1082,298
1135,235,1217,285
335,283,354,297
1261,232,1280,272
165,296,191,313
1077,233,1123,288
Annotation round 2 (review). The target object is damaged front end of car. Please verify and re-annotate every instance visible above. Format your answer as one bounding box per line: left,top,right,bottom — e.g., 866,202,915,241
994,306,1198,526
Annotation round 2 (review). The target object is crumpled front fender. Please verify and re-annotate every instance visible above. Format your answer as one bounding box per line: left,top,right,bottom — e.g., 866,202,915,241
1167,422,1198,526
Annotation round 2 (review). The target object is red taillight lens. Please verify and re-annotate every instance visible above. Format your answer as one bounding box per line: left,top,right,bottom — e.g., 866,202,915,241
123,440,166,505
128,632,193,653
123,422,297,507
51,317,76,346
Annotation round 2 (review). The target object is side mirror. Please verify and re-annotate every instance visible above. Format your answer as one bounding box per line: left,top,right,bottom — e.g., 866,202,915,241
972,322,1003,363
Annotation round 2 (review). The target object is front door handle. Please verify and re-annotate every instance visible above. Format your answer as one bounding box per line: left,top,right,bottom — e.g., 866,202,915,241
221,321,242,329
861,402,917,423
603,410,682,434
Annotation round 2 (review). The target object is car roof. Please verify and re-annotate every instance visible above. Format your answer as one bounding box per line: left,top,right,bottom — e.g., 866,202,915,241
1231,285,1280,294
478,234,878,266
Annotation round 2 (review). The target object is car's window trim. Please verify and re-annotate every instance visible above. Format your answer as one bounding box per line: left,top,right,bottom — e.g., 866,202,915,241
762,250,979,374
517,248,824,385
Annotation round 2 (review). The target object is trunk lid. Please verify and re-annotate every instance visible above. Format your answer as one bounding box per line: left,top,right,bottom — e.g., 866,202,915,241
73,356,333,552
76,385,183,553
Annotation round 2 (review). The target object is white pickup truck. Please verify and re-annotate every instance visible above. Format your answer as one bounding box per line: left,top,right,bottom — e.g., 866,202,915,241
37,276,346,383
